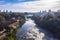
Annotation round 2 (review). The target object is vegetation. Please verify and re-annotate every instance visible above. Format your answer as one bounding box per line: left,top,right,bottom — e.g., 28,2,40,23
33,12,60,39
0,12,25,40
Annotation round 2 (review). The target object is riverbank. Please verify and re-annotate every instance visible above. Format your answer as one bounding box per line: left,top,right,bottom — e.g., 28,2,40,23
0,13,25,40
32,13,60,39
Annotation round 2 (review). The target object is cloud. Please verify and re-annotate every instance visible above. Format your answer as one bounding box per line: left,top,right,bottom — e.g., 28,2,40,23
0,0,60,12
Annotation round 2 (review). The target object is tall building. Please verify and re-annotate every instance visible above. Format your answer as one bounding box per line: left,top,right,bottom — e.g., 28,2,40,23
48,9,51,13
6,10,8,13
57,10,60,12
3,10,5,12
10,11,12,13
0,10,1,12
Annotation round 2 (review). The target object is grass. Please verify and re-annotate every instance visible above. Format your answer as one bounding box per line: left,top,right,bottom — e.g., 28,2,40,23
5,29,16,40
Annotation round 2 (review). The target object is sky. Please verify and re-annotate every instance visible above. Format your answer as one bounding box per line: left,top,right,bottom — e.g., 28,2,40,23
0,0,60,12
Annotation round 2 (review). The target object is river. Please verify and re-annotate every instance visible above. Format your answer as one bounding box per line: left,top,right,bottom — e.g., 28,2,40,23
16,18,58,40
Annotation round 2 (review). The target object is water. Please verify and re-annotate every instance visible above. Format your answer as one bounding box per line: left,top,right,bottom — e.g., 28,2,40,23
16,18,58,40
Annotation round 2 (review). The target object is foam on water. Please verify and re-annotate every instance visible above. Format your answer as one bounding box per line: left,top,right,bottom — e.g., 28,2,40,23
16,19,58,40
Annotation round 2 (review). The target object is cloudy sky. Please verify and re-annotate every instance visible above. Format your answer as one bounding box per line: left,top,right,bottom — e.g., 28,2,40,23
0,0,60,12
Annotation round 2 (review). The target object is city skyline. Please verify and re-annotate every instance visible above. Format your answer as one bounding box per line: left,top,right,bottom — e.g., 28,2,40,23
0,0,60,12
0,9,60,13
